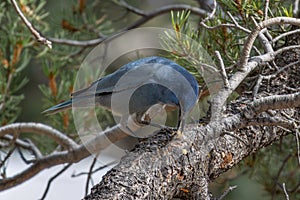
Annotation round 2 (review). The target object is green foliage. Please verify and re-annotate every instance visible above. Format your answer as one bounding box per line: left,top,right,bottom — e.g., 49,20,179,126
161,10,218,88
164,1,299,199
230,134,300,200
0,0,120,147
37,0,121,138
0,0,47,125
1,0,299,198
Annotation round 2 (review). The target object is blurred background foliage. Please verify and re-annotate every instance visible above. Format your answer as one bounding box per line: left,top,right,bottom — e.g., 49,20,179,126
0,0,299,199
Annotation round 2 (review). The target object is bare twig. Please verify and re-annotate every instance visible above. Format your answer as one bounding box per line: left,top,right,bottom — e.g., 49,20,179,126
22,138,43,159
264,0,270,20
50,4,208,46
117,0,146,16
246,117,294,130
200,11,251,33
239,17,300,71
200,0,216,24
72,161,117,177
289,180,300,193
273,44,300,56
114,4,208,30
217,185,238,200
259,32,274,53
253,46,262,55
210,52,275,121
1,135,42,159
272,29,300,44
224,132,249,147
10,0,52,48
252,60,300,98
48,37,105,47
250,16,274,53
201,95,296,140
262,28,273,41
296,126,300,165
294,0,300,16
211,39,300,121
17,147,35,164
215,51,230,89
0,123,78,150
0,124,128,191
252,75,263,98
227,11,251,33
0,147,16,169
271,154,291,199
40,164,72,200
204,14,290,117
85,156,98,196
282,183,290,200
199,23,238,30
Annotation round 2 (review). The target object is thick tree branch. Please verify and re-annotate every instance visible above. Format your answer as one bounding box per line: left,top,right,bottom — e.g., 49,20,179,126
84,110,294,199
81,75,299,199
6,2,300,199
2,90,297,192
210,52,274,121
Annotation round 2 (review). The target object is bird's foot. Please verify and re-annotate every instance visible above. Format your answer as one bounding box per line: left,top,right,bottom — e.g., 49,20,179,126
138,114,174,130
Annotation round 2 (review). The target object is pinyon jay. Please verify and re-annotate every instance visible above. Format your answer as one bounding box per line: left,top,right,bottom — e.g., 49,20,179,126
43,56,199,133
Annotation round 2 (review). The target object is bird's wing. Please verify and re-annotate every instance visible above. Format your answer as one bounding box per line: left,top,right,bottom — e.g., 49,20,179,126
71,66,128,98
71,78,104,97
71,60,158,98
106,66,156,93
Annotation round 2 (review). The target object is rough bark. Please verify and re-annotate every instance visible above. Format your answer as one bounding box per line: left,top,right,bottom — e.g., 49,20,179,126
84,120,291,199
83,28,300,200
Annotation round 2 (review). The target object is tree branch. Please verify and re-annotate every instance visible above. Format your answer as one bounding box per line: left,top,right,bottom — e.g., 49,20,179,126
0,125,128,191
215,51,230,89
264,0,270,20
218,185,238,200
1,135,42,161
84,111,294,199
283,182,290,200
10,0,52,48
272,29,300,44
207,16,300,120
40,164,72,200
116,0,147,16
49,4,208,46
250,92,300,116
210,52,275,121
0,123,78,150
239,17,300,71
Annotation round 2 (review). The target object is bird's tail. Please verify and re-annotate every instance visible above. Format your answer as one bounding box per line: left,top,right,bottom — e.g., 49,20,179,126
42,99,72,115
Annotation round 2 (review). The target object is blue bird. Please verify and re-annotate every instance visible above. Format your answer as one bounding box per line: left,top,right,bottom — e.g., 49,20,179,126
43,56,199,132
